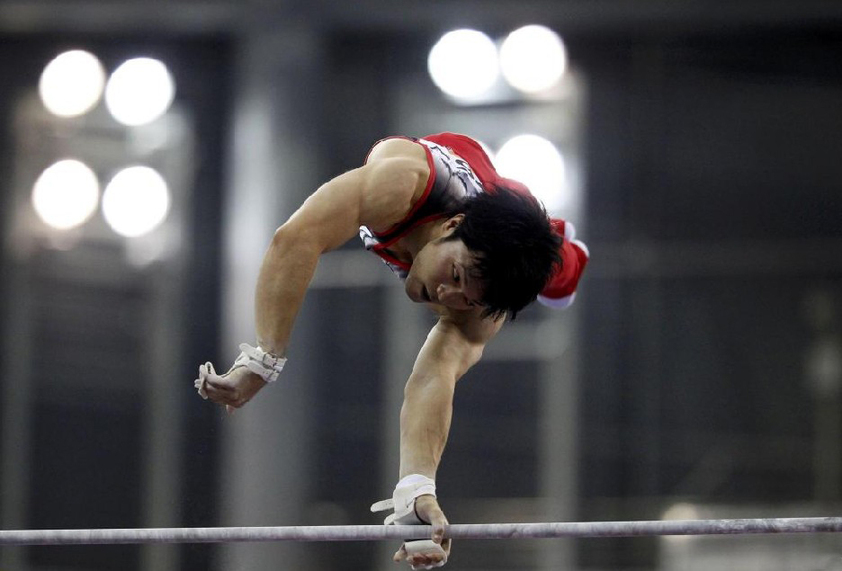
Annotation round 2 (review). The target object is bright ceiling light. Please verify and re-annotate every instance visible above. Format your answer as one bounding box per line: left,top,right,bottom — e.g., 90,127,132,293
428,29,499,100
32,159,100,230
102,166,170,237
661,503,701,521
105,57,175,126
495,135,567,211
500,25,567,94
39,50,106,117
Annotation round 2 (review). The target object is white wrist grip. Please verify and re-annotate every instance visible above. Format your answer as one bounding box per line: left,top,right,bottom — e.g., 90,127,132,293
370,474,436,525
233,343,286,383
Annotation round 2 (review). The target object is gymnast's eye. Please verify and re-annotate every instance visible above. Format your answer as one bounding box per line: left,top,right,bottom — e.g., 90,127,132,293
452,264,460,283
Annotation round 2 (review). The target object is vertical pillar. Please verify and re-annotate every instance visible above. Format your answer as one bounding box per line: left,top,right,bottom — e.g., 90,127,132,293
140,262,186,571
138,109,194,571
538,307,580,570
804,290,842,501
217,21,324,571
0,262,33,571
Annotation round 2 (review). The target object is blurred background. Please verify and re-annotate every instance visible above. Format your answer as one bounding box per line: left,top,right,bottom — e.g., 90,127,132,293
1,1,842,570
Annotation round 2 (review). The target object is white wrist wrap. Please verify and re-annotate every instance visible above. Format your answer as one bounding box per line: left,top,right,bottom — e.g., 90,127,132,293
233,343,286,383
371,475,446,569
370,474,436,525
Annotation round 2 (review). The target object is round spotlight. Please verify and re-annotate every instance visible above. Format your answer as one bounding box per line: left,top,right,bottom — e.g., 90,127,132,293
105,58,175,126
39,50,106,117
102,166,170,237
32,159,100,230
428,29,499,100
495,135,567,211
500,25,567,94
662,503,701,521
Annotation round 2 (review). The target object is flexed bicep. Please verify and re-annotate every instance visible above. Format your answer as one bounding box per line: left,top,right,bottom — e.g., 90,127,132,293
283,142,429,253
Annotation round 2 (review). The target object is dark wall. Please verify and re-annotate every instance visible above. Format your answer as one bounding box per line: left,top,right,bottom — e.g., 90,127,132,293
576,29,842,568
0,33,233,571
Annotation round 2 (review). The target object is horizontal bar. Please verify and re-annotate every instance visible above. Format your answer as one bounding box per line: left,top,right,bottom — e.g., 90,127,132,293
0,517,840,545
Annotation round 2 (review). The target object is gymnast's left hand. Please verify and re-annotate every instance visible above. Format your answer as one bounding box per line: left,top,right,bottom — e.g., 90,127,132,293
195,362,266,413
393,495,451,570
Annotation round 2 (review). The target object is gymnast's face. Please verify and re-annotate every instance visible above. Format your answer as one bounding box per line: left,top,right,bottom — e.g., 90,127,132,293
405,230,484,311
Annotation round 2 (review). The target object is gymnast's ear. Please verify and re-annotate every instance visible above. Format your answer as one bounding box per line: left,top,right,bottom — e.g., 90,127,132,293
442,213,464,232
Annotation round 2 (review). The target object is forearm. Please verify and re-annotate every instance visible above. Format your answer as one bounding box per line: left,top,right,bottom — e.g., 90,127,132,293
398,371,457,479
396,315,497,479
254,226,321,356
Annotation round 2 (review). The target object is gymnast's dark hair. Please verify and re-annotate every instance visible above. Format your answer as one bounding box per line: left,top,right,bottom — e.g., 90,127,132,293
443,185,561,320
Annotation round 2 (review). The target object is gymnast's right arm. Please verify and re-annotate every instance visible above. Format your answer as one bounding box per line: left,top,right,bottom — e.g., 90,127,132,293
196,144,428,411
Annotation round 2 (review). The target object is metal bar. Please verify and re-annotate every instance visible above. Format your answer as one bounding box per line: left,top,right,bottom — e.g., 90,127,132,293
1,517,841,545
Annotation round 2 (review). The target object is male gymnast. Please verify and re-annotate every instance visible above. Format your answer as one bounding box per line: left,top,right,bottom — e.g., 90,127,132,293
195,132,589,570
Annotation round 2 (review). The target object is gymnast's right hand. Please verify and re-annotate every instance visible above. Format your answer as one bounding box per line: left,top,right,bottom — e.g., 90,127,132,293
194,362,266,413
393,495,451,570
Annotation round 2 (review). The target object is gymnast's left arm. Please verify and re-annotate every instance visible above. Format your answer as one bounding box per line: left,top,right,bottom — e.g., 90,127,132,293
379,312,503,570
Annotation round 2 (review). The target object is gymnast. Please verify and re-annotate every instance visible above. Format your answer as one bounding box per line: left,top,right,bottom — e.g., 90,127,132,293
195,132,589,570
